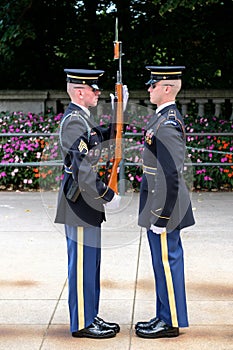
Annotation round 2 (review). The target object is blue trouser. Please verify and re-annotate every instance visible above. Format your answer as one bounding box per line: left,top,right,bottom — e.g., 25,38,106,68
65,225,101,332
147,229,188,328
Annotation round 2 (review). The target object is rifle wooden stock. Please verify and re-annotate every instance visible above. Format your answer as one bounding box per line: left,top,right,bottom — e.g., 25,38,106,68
108,82,123,193
107,17,124,194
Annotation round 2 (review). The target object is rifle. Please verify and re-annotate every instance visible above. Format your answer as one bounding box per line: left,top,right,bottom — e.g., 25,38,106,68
107,18,124,194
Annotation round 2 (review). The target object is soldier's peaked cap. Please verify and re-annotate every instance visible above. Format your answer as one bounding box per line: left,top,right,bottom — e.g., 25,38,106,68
145,66,185,85
64,69,105,89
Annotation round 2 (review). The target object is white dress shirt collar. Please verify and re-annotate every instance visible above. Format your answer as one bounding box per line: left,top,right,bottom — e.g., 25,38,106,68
71,102,90,117
156,101,175,114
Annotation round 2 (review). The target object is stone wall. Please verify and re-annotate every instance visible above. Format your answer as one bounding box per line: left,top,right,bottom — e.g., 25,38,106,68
0,89,233,118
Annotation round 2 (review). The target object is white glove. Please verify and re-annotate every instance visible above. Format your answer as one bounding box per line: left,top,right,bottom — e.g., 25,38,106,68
104,193,121,210
150,225,166,235
110,85,129,112
110,93,115,111
123,85,129,111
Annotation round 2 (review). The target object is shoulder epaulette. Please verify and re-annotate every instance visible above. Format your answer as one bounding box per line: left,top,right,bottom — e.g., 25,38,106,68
156,109,186,139
59,111,91,149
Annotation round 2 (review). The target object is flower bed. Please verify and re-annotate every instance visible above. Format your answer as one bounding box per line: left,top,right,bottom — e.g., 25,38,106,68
185,116,233,191
0,110,63,190
0,111,232,191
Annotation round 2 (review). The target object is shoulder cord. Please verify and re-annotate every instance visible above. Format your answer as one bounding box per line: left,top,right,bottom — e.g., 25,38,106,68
176,118,186,139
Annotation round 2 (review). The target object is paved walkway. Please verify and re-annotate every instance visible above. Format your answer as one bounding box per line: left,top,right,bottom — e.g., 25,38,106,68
0,191,232,350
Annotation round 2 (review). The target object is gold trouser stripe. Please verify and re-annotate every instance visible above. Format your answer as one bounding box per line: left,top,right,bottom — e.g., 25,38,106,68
77,227,85,330
161,232,178,327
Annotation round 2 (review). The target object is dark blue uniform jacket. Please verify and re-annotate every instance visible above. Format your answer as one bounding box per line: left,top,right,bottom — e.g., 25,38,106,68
138,104,195,232
55,103,114,227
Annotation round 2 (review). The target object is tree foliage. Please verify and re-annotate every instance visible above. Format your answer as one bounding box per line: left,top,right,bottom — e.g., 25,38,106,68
0,0,232,90
152,0,220,15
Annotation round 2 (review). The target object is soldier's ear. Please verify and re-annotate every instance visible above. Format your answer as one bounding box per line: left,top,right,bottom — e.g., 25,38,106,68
74,88,84,98
164,85,172,94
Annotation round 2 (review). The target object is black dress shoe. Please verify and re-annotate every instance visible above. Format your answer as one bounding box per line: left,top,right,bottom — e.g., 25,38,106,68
94,316,120,333
135,317,159,330
72,322,116,339
136,319,179,338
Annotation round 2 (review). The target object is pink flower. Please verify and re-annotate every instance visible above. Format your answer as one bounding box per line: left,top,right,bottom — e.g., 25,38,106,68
204,176,213,181
135,175,142,182
128,173,134,181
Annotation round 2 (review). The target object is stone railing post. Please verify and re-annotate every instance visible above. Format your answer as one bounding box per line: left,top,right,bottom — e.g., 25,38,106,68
196,99,208,117
212,99,225,117
179,99,191,116
230,99,233,120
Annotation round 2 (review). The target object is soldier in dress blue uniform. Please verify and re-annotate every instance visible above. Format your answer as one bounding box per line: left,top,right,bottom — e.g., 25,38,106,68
135,66,195,339
55,69,120,339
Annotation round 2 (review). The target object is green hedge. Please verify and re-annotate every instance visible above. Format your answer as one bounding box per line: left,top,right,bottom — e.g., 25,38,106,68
0,111,232,192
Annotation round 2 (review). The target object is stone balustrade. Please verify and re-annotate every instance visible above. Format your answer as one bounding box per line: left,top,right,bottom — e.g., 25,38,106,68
0,89,232,119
